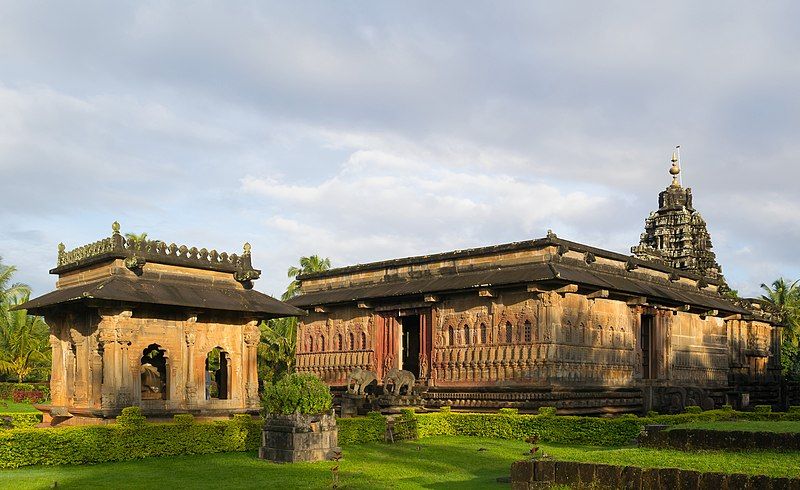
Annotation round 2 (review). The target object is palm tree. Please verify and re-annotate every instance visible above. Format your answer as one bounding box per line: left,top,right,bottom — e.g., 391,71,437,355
0,256,30,303
258,255,332,385
282,255,332,301
760,278,800,344
0,293,51,383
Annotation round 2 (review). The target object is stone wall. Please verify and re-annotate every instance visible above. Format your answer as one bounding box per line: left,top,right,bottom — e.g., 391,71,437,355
510,459,800,489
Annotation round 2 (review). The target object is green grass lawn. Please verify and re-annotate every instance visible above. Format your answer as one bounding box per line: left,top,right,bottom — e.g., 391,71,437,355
0,400,38,413
2,436,799,490
669,420,800,433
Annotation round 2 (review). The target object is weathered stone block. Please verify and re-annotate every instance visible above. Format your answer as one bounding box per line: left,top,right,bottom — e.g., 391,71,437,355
259,411,340,463
681,470,701,489
699,472,727,490
510,461,534,483
577,462,596,486
554,461,580,486
535,460,555,482
658,468,681,489
727,473,750,490
620,466,642,490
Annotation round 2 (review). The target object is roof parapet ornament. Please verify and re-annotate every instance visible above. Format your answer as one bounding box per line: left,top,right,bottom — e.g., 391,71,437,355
234,242,261,289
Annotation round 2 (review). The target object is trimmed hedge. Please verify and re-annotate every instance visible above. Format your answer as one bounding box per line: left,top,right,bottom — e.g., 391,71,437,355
338,412,387,445
416,412,642,446
0,413,262,468
0,412,42,429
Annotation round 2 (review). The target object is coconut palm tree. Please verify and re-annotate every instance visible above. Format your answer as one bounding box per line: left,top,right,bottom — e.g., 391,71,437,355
258,255,332,385
0,293,50,382
124,232,148,247
0,256,30,303
760,278,800,343
282,255,332,301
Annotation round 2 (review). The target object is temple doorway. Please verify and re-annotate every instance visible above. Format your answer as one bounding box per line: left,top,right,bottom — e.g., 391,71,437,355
205,347,230,400
399,315,421,378
140,344,168,400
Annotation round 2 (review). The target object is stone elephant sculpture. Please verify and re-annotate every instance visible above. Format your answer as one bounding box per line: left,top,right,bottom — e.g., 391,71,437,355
382,368,415,395
347,368,377,395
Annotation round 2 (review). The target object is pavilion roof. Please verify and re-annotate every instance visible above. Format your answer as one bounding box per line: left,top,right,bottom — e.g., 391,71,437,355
16,273,304,319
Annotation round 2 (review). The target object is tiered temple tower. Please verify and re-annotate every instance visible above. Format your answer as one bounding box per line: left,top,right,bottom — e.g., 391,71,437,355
631,152,723,280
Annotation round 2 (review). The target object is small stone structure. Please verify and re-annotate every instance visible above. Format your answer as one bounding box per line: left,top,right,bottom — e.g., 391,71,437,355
16,223,304,424
259,411,340,463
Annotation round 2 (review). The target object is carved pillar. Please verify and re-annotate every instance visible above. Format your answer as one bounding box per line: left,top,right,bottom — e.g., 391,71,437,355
48,331,67,406
243,321,260,409
70,327,89,406
184,327,198,408
116,312,135,407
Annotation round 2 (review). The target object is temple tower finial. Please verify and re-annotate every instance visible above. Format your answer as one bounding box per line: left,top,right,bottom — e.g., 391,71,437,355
669,149,681,187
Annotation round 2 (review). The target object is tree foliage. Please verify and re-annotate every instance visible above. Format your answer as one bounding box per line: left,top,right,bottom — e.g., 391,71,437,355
282,255,331,301
760,278,800,379
0,258,49,382
258,255,332,386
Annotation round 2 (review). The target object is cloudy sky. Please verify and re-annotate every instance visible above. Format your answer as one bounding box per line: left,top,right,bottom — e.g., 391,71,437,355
1,2,798,299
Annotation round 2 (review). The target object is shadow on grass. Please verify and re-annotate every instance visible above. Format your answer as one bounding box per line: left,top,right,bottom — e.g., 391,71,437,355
2,437,528,490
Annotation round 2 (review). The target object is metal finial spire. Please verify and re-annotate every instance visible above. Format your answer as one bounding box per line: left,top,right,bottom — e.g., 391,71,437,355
669,147,681,187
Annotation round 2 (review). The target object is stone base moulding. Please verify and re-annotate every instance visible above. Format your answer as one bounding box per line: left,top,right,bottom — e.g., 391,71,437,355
259,411,341,463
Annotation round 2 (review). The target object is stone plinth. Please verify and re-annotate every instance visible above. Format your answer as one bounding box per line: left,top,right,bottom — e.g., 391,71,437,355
259,411,340,463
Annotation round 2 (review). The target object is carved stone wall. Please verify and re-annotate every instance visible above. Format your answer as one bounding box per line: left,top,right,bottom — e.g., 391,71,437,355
295,307,375,385
46,307,260,417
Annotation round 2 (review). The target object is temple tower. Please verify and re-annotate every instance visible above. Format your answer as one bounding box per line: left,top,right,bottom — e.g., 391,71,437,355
631,152,723,280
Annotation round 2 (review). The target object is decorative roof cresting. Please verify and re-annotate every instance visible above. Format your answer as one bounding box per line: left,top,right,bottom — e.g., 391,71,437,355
56,222,261,287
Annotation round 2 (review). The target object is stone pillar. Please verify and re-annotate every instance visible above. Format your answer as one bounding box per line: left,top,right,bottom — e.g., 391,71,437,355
48,333,67,406
184,328,198,408
70,328,89,406
244,321,261,409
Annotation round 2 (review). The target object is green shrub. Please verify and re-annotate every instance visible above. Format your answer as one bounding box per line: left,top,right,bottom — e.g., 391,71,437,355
439,406,451,413
173,414,194,425
262,373,332,415
0,383,49,401
338,413,386,445
0,412,41,429
498,408,519,415
0,416,263,468
116,406,146,428
721,404,734,412
538,407,557,417
789,406,800,414
391,409,418,441
415,412,641,446
754,405,772,413
684,406,702,414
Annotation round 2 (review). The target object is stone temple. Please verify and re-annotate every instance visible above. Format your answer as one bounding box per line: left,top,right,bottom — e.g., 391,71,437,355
289,155,785,414
18,224,303,425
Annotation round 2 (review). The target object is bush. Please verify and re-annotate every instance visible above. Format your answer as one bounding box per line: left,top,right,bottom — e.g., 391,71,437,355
498,408,519,415
538,407,557,417
0,412,42,429
439,406,451,413
754,405,772,413
0,416,263,468
11,389,46,404
0,383,49,401
789,406,800,414
684,406,702,414
338,412,386,445
173,414,194,425
415,412,641,446
262,373,332,415
116,406,146,428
